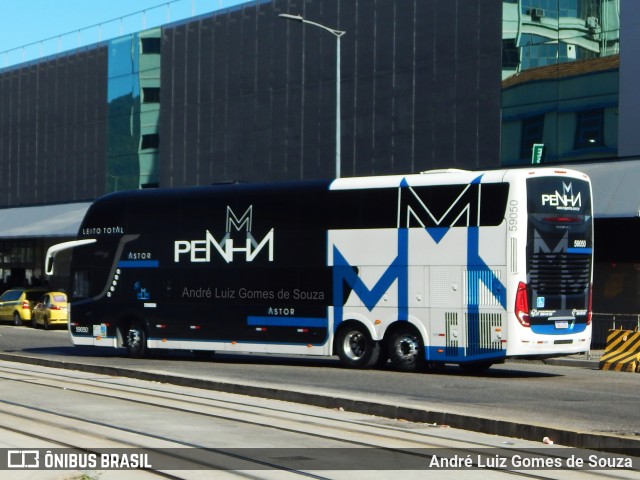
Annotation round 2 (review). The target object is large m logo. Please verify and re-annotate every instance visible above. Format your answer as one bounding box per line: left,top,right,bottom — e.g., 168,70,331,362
332,229,408,327
397,177,481,243
330,176,507,345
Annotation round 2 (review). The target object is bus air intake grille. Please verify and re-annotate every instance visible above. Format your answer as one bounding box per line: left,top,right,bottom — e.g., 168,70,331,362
528,253,591,295
465,312,503,356
445,312,459,356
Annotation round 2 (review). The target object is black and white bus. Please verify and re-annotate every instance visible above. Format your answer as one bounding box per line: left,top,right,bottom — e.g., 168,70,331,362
46,168,593,371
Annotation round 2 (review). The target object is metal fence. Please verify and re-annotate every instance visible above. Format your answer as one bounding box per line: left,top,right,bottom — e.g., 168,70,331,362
591,313,640,349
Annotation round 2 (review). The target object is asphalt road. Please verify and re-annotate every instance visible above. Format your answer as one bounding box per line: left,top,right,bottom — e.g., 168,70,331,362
1,325,638,453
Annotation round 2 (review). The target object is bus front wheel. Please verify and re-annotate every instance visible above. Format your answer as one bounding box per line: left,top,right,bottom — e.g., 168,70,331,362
125,320,148,358
335,323,381,369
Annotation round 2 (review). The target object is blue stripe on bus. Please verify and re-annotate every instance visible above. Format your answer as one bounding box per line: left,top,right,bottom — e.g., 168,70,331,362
117,260,160,268
247,316,328,328
148,337,328,347
567,247,592,254
531,323,588,335
425,346,507,362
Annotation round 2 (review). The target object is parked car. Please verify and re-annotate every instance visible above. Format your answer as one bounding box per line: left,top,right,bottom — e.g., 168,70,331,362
0,287,47,325
32,292,68,329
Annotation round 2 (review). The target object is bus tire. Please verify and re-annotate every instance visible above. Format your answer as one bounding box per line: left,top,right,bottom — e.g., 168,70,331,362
389,327,425,372
125,320,148,358
335,323,381,369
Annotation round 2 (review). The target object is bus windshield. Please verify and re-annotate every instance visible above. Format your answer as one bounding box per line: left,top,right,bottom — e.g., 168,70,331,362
525,176,592,331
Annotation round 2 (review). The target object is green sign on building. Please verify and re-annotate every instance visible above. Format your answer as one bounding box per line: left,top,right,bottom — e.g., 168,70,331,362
531,144,544,164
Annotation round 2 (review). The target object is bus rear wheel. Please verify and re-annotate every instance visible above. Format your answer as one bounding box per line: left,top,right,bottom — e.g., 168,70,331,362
389,327,425,372
125,320,148,358
335,324,381,369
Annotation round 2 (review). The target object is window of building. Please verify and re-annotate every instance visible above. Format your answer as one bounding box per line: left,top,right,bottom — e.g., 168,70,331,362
519,34,559,70
502,39,519,69
574,109,604,149
140,134,160,150
520,114,545,160
141,37,161,54
559,0,579,18
142,87,160,103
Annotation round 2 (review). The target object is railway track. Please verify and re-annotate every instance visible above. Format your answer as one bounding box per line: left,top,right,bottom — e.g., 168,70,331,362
0,361,637,480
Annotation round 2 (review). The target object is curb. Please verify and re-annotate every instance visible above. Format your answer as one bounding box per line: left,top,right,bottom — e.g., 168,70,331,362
507,352,603,369
0,352,637,455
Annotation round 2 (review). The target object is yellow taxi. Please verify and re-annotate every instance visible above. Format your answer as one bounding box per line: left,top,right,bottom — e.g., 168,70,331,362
32,292,68,329
0,288,47,325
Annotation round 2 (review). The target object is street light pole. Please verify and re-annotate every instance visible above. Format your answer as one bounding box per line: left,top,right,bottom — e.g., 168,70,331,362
278,13,346,179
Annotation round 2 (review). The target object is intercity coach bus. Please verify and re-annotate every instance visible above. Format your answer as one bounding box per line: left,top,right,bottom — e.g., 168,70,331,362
46,168,593,372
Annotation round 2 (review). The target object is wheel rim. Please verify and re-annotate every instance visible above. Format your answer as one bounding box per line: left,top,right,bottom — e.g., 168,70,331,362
342,330,366,361
393,334,420,364
127,327,142,351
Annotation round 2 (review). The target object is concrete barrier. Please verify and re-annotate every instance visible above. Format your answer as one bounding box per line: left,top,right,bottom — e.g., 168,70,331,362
599,328,640,372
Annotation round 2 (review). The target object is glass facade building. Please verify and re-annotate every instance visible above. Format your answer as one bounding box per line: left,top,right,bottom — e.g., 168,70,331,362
107,28,161,192
501,0,622,165
500,0,640,320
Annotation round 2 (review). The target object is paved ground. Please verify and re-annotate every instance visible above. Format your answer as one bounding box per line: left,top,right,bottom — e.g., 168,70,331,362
3,346,638,455
512,350,604,369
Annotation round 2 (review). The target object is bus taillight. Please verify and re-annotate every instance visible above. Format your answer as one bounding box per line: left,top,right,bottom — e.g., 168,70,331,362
515,282,530,327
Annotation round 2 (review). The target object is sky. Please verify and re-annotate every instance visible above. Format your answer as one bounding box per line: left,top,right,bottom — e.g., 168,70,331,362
1,0,246,67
